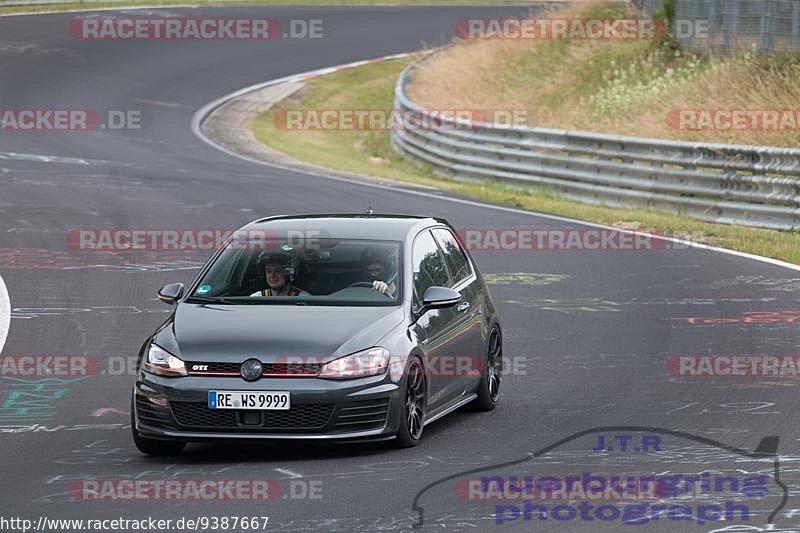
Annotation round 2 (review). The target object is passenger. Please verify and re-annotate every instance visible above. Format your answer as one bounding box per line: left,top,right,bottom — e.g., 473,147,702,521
250,252,306,296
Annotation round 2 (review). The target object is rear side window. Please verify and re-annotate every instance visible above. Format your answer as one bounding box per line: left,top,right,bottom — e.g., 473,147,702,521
432,228,472,285
412,230,450,299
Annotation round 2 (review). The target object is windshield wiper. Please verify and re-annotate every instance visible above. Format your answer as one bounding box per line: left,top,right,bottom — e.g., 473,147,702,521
186,296,230,304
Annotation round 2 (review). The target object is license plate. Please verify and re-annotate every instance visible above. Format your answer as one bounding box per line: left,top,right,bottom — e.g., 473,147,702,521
208,390,290,410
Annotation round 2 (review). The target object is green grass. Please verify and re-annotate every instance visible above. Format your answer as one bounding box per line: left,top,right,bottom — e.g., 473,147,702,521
0,0,534,16
254,58,434,183
251,56,800,265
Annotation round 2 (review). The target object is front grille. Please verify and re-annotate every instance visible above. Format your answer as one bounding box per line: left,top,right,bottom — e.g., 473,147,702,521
333,398,390,432
264,362,322,376
170,402,237,427
263,404,333,429
169,402,334,431
185,361,322,376
135,395,177,429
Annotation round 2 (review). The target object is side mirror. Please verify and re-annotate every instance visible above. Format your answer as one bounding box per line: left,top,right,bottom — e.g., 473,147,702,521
158,283,184,305
418,286,461,316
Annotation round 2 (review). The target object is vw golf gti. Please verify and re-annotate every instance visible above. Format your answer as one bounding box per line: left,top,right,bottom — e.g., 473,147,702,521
131,214,502,454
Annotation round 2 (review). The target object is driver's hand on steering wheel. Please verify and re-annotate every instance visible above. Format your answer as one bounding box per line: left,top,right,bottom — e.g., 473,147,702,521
372,280,390,294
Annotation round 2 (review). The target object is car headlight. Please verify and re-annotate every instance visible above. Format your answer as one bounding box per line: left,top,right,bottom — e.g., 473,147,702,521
144,343,187,377
318,347,390,379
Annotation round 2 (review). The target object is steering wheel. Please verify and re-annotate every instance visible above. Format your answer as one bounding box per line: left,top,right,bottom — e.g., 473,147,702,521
346,281,393,298
347,282,376,288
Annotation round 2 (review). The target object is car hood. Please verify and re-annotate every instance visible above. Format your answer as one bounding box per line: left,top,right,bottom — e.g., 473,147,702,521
156,303,405,362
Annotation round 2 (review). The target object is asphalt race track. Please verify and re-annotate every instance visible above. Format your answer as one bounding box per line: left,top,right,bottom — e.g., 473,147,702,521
2,5,800,532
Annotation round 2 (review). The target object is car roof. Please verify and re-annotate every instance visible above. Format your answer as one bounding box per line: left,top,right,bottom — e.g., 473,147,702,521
240,213,448,241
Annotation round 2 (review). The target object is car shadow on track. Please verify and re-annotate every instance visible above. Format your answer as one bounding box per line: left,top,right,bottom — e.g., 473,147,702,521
133,407,482,464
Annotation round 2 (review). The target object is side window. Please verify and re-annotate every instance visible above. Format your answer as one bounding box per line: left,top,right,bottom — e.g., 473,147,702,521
412,231,450,299
432,228,472,286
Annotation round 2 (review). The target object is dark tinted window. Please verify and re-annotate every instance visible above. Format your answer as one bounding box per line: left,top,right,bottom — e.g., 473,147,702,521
412,231,450,298
432,228,472,285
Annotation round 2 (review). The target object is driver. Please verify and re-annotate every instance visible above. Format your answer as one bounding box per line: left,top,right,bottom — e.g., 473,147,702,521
250,252,306,297
362,248,397,297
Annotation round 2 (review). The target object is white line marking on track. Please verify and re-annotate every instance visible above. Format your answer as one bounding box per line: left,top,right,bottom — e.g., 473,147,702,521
0,274,9,356
192,53,800,274
0,4,200,18
274,468,302,479
0,152,92,165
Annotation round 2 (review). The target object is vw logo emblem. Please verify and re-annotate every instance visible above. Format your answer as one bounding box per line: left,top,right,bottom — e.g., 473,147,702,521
240,359,263,381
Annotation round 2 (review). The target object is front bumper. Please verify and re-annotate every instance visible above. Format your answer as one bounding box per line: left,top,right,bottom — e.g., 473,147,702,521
133,370,402,442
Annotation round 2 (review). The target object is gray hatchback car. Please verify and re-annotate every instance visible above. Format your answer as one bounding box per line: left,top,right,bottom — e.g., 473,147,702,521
131,214,502,455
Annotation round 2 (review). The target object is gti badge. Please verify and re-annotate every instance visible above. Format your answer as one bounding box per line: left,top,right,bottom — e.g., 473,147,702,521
240,359,263,381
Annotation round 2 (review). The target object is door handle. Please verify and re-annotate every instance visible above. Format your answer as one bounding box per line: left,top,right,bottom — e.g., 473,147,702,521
456,301,470,312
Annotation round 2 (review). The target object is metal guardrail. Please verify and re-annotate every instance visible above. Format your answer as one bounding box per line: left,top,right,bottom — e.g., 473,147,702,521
391,64,800,231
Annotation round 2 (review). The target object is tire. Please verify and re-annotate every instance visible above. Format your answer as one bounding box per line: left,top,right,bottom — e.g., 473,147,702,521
394,357,426,448
472,326,502,411
131,394,186,456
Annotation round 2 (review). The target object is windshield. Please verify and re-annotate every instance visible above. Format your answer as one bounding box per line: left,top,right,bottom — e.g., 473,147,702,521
189,238,402,306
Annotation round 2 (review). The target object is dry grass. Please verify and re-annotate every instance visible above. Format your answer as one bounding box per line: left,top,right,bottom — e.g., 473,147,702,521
407,0,800,147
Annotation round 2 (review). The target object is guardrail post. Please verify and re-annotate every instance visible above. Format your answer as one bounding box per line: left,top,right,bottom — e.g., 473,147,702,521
722,0,732,54
730,0,741,33
707,0,718,54
676,0,697,51
760,0,775,54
